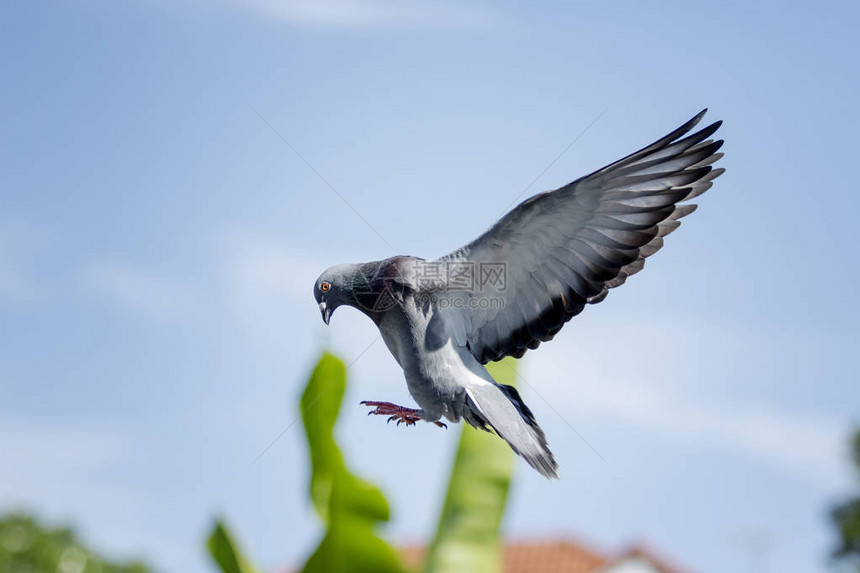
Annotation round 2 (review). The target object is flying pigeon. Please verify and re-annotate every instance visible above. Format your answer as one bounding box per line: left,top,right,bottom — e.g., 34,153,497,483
313,110,724,479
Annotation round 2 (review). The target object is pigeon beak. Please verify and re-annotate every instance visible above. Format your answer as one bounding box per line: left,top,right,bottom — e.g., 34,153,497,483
319,301,331,325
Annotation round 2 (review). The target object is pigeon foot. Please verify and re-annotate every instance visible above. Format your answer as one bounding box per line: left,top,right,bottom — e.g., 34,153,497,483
360,401,447,428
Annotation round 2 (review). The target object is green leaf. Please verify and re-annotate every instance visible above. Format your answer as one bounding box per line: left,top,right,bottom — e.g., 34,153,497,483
422,358,517,573
299,352,406,573
300,353,348,520
205,520,257,573
830,428,860,566
0,512,154,573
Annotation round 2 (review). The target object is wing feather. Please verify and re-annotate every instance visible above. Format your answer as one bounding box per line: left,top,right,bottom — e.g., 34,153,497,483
430,110,725,364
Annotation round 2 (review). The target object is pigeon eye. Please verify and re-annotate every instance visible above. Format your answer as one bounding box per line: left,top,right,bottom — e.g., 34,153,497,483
320,282,331,292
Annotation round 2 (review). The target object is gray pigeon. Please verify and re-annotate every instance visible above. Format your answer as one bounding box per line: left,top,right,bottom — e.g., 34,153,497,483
313,110,724,479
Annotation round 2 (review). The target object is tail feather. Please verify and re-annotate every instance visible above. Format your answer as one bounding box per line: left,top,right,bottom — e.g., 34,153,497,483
465,382,559,479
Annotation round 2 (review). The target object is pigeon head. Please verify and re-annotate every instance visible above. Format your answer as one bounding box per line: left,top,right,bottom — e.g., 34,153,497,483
313,263,360,325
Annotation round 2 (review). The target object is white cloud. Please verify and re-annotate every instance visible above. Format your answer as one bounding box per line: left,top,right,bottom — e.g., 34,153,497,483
523,314,851,489
79,262,202,324
0,418,122,473
220,232,321,331
0,418,129,508
0,218,48,304
0,264,32,302
0,416,198,572
217,0,496,28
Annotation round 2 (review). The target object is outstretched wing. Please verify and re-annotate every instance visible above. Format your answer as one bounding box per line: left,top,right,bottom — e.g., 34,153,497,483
432,109,724,364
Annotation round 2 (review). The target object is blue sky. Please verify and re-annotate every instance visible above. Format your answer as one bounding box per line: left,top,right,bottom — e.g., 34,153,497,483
1,1,858,572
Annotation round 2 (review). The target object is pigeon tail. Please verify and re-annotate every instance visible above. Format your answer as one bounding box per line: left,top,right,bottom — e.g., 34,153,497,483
464,382,559,479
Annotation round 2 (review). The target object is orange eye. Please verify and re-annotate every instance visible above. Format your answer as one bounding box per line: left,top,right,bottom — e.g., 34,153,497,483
320,282,331,292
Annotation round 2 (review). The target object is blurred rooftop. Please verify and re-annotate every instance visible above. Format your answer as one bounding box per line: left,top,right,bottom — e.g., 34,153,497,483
398,538,692,573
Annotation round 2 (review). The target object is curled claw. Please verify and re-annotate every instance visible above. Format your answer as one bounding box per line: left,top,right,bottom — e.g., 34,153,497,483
362,400,443,429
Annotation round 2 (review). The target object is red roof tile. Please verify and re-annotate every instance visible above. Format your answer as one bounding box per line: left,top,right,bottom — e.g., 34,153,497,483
399,538,694,573
400,537,608,573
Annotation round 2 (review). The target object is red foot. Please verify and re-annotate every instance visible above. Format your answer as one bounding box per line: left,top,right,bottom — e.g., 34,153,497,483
360,401,447,429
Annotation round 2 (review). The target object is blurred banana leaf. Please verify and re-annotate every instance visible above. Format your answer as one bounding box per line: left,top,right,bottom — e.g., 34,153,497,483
300,353,405,573
206,520,258,573
422,358,517,573
205,353,517,573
